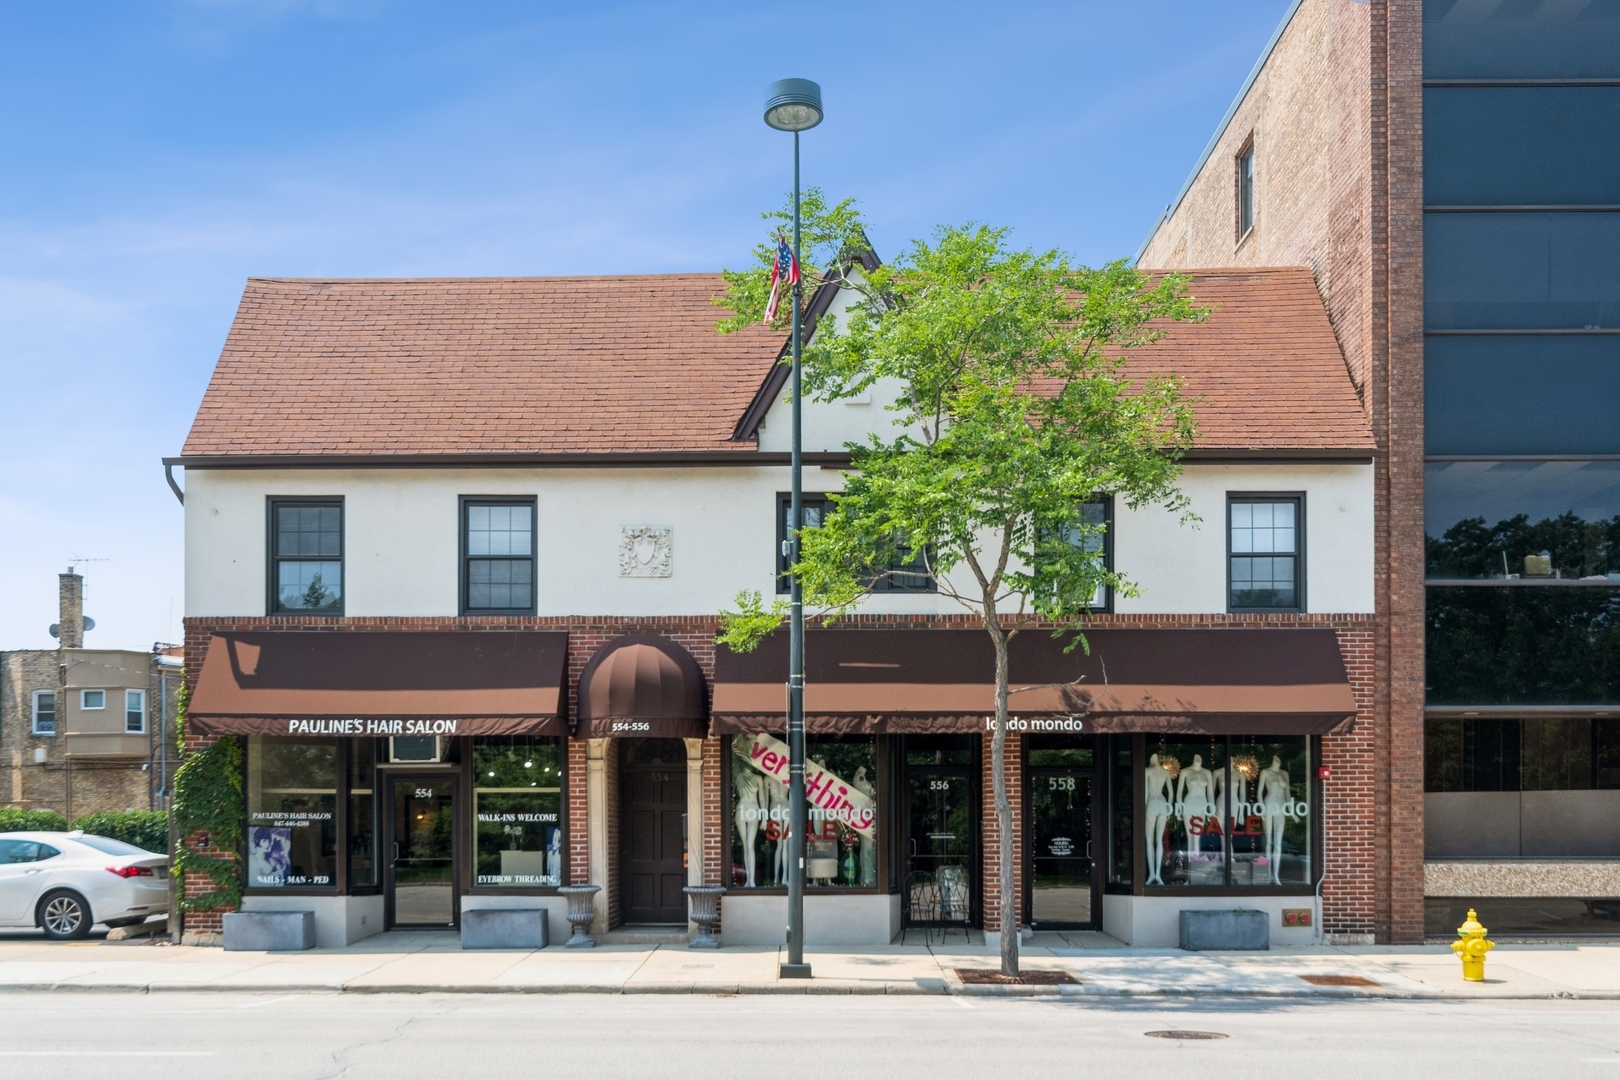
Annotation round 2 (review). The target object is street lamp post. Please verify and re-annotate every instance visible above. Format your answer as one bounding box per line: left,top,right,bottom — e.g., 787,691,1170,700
763,77,822,980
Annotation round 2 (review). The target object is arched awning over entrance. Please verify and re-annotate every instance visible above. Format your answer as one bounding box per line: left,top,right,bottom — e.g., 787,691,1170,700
575,633,708,738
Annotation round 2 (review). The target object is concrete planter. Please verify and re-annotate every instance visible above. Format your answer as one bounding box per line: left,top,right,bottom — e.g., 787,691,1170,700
223,910,315,952
683,885,725,949
1179,908,1269,951
558,885,601,948
461,908,549,950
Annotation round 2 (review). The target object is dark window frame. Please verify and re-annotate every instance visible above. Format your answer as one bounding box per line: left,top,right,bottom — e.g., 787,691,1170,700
1227,492,1306,614
459,496,538,616
1070,496,1115,614
267,497,345,616
1236,136,1257,242
774,492,936,594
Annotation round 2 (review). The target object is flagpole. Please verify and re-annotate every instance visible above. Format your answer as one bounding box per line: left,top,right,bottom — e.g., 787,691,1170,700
763,78,821,982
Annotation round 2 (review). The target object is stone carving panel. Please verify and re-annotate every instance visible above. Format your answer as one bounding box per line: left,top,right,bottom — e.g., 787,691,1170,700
619,526,672,578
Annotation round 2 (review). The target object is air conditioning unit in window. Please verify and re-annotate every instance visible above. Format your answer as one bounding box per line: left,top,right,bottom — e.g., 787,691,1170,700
390,736,445,763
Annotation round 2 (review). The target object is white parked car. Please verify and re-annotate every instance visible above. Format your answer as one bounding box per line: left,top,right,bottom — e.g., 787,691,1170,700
0,831,168,940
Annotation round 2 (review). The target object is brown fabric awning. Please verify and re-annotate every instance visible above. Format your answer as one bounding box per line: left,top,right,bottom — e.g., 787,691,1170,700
712,628,1357,736
188,631,568,737
574,633,707,739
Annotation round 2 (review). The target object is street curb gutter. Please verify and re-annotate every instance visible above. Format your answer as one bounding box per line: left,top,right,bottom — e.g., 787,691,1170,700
1,980,1615,1000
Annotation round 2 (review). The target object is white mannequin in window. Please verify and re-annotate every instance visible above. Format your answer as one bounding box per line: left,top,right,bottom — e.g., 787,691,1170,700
1176,755,1217,869
1257,755,1291,886
1143,753,1174,885
853,766,877,887
731,740,769,888
765,773,792,885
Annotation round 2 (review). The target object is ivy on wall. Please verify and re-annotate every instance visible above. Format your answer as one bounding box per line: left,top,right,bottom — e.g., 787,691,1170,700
169,680,245,912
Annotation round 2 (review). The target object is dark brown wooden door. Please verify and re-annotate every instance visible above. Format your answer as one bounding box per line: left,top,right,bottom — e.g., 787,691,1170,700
620,739,687,924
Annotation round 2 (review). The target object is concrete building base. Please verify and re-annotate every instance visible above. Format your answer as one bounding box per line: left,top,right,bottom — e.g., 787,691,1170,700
241,895,383,948
1102,894,1321,947
720,893,901,946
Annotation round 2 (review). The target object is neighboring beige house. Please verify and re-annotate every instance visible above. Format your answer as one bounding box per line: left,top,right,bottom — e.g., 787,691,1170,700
0,569,183,820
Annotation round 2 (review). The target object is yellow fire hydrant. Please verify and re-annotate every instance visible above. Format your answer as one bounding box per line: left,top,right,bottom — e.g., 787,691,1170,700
1451,908,1494,982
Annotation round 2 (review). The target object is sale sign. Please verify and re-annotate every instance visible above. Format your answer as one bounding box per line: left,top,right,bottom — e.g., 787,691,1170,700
738,732,876,837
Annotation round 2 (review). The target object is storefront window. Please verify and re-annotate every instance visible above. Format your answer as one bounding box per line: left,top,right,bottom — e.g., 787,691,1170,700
473,737,562,888
1139,735,1313,889
1107,738,1133,888
246,737,337,889
1147,739,1226,886
348,741,377,889
730,734,878,890
1228,737,1311,887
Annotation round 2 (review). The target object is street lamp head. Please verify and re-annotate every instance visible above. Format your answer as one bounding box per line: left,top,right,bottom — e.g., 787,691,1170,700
763,78,823,132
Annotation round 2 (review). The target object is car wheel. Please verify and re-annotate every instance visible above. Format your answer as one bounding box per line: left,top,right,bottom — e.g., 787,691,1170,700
38,891,91,940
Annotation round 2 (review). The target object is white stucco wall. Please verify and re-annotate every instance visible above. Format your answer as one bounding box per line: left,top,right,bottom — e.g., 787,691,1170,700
184,461,1372,618
1113,463,1374,615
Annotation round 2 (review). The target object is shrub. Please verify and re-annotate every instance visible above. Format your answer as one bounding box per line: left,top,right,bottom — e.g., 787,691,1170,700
0,807,68,833
70,810,169,853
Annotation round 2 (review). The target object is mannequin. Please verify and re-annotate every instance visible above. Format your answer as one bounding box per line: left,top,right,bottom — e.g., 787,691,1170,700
1257,755,1291,885
731,740,769,888
853,766,878,886
1176,755,1217,870
1143,753,1174,885
765,773,792,885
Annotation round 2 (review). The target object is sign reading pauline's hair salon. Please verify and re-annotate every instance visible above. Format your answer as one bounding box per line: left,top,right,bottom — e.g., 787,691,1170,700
737,732,876,836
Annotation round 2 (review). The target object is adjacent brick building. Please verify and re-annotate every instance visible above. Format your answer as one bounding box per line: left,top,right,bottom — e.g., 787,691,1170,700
1,570,184,820
1142,0,1620,940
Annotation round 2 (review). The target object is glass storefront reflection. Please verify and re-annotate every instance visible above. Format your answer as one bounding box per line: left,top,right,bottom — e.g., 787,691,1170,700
246,736,337,889
1427,586,1620,704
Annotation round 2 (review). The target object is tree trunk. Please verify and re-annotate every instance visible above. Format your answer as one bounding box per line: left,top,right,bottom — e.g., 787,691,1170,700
989,625,1018,977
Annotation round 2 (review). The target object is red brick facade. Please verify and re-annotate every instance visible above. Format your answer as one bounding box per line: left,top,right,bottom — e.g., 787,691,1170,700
181,609,1377,938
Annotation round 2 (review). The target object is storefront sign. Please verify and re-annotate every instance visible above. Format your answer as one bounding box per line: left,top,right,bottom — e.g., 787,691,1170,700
282,718,463,736
737,733,876,836
983,716,1085,732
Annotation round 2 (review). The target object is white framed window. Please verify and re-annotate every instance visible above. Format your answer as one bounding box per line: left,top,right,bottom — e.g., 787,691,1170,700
31,691,56,736
81,689,105,710
125,689,146,735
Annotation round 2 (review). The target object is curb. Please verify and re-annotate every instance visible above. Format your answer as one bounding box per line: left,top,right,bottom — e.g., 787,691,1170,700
1,979,1614,1000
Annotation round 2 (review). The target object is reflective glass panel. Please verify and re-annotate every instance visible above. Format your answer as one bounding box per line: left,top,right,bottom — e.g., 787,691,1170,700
1227,737,1311,887
1427,586,1620,704
348,741,377,889
473,737,562,888
1426,213,1620,331
1425,87,1620,205
1425,336,1620,456
1427,461,1620,580
246,737,337,889
730,735,878,890
1424,0,1620,81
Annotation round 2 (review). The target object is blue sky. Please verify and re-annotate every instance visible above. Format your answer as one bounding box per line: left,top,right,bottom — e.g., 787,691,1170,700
0,0,1292,651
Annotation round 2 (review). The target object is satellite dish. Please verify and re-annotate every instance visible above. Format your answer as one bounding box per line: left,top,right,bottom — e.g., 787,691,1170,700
49,624,58,638
47,617,93,638
84,617,95,632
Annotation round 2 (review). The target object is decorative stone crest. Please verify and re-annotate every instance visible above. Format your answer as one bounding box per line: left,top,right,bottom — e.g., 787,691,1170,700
619,526,672,578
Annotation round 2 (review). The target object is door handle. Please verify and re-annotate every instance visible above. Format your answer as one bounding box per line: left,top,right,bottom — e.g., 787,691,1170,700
392,842,400,862
24,868,43,875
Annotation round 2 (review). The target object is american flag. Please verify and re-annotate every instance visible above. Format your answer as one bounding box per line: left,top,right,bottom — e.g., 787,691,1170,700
762,231,799,325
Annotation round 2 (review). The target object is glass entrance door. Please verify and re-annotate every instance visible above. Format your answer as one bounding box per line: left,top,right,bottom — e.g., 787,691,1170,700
1028,768,1094,929
387,775,457,929
904,771,975,927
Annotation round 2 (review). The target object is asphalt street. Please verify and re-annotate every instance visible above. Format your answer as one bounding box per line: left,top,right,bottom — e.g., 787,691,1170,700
3,993,1619,1079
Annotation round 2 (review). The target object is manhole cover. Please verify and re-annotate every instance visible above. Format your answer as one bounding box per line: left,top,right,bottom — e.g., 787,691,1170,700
1299,974,1380,987
1145,1031,1228,1040
955,968,1077,985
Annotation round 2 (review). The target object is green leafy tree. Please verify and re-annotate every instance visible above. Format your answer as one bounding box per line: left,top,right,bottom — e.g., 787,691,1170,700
718,214,1203,975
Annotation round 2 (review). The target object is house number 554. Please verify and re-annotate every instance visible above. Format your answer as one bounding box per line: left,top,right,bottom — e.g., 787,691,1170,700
415,788,434,799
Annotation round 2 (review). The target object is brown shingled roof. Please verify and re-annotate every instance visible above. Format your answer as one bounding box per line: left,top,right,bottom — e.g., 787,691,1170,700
181,275,778,458
179,266,1369,461
1125,266,1373,451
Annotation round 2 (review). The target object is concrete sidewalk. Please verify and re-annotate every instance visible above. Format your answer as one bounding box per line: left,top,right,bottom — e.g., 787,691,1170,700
1,930,1616,999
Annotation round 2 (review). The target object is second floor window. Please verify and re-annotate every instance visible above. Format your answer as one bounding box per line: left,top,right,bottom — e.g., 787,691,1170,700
125,689,146,735
81,689,105,710
31,691,55,736
463,500,536,614
270,499,343,613
1055,497,1113,612
1229,495,1304,612
776,494,935,594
